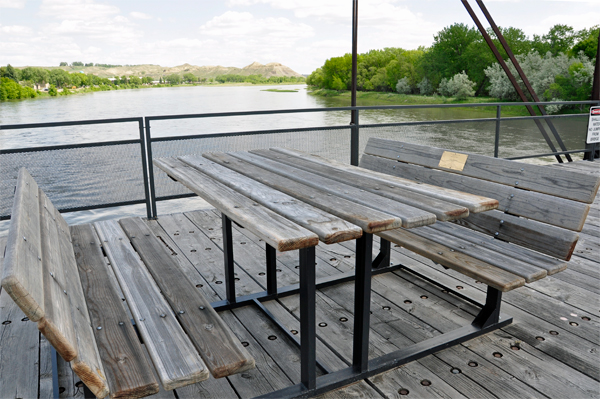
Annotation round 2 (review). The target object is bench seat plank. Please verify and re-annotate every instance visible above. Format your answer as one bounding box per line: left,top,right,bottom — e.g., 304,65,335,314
376,229,526,292
365,138,600,203
430,222,567,275
201,152,405,233
0,236,43,399
94,220,209,391
154,157,318,251
454,211,579,261
271,147,499,214
71,224,159,399
119,217,256,379
250,149,472,222
38,189,78,362
53,207,109,398
360,154,591,232
1,168,45,322
406,226,547,283
177,156,362,244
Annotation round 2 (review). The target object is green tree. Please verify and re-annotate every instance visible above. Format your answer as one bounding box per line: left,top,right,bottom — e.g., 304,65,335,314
48,68,71,88
183,72,197,83
59,62,68,66
1,64,21,82
533,24,576,56
48,84,58,96
72,61,84,67
570,26,599,59
165,74,181,85
128,76,142,86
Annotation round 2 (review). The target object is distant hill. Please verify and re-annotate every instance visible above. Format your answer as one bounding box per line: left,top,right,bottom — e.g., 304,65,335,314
38,62,302,79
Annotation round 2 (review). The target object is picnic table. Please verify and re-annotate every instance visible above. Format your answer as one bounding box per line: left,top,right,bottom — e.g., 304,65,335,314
153,148,502,397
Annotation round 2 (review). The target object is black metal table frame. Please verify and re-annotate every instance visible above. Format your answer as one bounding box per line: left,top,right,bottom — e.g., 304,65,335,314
211,215,513,398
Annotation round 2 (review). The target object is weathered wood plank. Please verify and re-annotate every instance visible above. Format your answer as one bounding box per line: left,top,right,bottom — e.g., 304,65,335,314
247,149,470,222
364,138,600,203
0,236,42,399
1,168,45,322
119,217,255,379
178,156,362,244
430,222,567,275
94,220,209,391
201,152,404,233
377,228,525,291
154,157,318,252
270,147,498,214
71,224,159,398
360,153,590,231
455,211,579,261
38,189,78,362
50,208,109,399
227,151,438,227
39,335,54,399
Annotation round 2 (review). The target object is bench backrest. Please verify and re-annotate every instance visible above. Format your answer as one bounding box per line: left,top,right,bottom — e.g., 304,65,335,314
361,138,600,261
1,168,109,398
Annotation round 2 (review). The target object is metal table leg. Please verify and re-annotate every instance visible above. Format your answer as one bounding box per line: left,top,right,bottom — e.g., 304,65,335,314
353,233,373,372
299,246,316,390
222,214,236,304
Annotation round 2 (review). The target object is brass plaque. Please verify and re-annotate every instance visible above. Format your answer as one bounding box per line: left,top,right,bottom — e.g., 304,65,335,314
438,151,468,171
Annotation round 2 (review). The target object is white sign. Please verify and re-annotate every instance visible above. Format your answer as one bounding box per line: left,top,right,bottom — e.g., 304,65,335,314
587,106,600,144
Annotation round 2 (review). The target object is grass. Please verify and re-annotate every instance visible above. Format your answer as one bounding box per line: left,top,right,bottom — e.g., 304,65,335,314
308,88,536,117
261,88,300,93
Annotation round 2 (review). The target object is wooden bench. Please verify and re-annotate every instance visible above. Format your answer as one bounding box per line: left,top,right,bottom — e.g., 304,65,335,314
358,138,600,292
1,168,254,398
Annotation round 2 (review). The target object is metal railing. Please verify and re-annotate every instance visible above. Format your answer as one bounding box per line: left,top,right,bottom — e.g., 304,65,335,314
1,100,598,221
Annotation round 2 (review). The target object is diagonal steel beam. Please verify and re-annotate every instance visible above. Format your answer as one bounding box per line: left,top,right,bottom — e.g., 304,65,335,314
476,0,572,162
461,0,564,162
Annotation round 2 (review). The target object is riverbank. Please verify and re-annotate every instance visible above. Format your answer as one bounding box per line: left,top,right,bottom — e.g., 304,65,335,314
308,88,535,116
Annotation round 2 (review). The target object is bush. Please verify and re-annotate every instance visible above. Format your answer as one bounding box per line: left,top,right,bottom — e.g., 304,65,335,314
437,78,452,96
48,84,58,96
447,71,476,99
417,77,433,95
395,77,411,94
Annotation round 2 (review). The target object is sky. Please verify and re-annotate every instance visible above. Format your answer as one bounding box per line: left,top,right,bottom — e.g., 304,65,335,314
0,0,598,74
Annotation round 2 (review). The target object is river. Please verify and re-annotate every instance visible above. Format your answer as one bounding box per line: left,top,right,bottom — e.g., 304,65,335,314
0,84,589,232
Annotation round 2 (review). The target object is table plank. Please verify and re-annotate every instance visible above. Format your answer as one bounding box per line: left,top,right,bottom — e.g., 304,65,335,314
94,220,209,391
199,152,405,233
179,156,362,244
253,148,473,221
71,224,159,398
228,151,438,227
270,147,498,214
119,217,255,379
154,157,318,252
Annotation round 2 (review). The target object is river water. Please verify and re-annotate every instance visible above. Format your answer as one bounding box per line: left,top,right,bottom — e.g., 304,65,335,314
0,84,589,232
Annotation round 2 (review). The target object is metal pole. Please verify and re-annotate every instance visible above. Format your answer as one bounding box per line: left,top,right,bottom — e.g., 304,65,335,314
475,0,572,162
144,117,158,218
266,244,277,295
299,246,317,391
138,118,152,220
494,105,501,157
350,0,360,166
461,0,564,163
222,214,236,304
585,33,600,161
353,232,372,373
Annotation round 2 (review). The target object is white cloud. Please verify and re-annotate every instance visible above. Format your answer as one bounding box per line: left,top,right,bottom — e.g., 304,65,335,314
130,11,152,20
200,11,313,40
0,0,26,8
0,25,33,34
39,0,120,20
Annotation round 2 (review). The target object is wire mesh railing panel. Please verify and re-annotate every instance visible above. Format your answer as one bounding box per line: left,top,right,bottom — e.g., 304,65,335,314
0,143,146,219
150,128,351,199
499,115,589,162
359,121,499,157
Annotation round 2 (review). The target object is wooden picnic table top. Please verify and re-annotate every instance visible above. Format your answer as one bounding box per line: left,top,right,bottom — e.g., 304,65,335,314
154,148,498,251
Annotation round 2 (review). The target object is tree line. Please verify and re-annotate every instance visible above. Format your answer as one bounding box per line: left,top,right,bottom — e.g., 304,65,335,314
307,23,598,104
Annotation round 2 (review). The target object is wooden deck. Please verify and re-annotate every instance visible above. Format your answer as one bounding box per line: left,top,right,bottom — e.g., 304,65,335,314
1,159,599,398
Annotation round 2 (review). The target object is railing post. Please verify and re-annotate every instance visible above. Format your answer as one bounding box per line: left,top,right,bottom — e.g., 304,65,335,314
144,117,158,219
350,109,360,166
494,105,501,158
138,117,153,220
